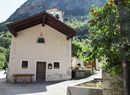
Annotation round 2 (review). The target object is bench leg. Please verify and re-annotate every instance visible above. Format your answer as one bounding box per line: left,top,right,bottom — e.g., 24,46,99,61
14,77,17,83
30,77,33,82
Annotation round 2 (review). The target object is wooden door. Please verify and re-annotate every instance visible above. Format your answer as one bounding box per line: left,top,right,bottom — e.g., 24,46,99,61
36,62,46,82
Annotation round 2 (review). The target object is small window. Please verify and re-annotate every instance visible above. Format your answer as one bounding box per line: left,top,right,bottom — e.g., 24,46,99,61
54,62,60,69
48,63,52,69
37,38,45,43
22,61,28,69
55,14,60,19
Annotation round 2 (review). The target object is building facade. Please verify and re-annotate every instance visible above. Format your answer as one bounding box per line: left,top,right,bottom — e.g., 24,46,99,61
7,9,76,82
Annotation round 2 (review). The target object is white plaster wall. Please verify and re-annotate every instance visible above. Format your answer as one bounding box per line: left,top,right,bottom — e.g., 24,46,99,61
7,24,72,82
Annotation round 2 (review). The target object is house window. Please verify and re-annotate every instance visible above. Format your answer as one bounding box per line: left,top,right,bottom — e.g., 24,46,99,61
37,38,45,43
54,62,60,69
22,61,28,69
48,63,52,69
55,14,60,19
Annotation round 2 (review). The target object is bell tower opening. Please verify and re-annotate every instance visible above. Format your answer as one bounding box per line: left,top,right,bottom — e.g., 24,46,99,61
46,8,64,22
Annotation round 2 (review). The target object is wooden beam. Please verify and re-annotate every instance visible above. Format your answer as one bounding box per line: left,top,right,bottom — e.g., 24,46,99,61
11,15,42,28
14,19,41,32
14,32,17,37
7,12,76,39
67,36,70,40
47,17,75,35
42,15,46,26
67,36,72,40
12,31,17,37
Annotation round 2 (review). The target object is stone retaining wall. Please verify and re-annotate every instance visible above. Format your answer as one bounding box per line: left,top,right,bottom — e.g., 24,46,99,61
102,72,123,95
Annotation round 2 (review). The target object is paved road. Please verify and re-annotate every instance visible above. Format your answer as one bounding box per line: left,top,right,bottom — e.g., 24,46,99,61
0,70,102,95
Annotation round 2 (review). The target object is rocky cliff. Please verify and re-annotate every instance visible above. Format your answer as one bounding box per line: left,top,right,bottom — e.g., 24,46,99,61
7,0,106,22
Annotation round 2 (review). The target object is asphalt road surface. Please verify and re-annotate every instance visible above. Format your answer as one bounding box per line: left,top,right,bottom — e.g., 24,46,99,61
0,70,102,95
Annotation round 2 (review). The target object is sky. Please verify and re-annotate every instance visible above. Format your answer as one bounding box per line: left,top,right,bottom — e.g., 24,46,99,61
0,0,27,23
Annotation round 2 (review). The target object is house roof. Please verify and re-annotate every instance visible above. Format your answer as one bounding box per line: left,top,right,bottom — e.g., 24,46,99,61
7,12,76,40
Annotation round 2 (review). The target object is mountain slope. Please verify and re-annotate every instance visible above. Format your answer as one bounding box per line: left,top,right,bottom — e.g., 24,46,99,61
7,0,106,22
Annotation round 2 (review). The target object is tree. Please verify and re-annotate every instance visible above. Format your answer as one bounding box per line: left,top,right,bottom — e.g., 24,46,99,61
0,32,11,48
87,1,122,75
72,37,89,59
0,47,7,70
65,18,88,36
0,32,11,70
87,0,130,94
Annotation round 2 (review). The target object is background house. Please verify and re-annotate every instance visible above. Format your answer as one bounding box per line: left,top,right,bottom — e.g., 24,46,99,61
72,57,99,70
7,8,76,82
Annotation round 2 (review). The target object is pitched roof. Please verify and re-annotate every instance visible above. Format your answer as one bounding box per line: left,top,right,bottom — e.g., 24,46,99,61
7,12,76,40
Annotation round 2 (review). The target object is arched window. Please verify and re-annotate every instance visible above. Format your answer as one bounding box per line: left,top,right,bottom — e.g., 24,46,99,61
37,38,45,43
55,14,60,19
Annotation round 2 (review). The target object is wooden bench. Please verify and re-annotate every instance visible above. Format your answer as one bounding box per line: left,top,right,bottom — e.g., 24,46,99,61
13,74,34,83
